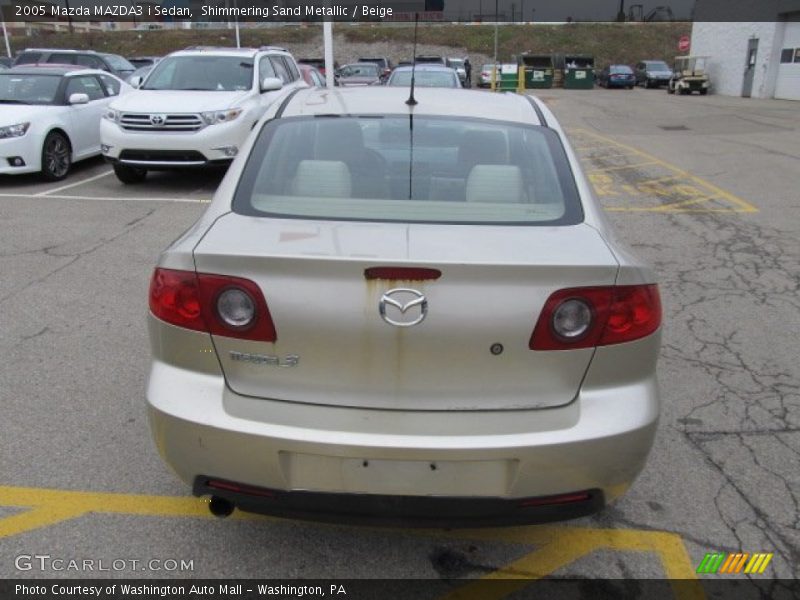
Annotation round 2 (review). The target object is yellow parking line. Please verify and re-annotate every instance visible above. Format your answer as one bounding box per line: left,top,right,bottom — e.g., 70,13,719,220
587,160,661,173
439,525,703,600
0,485,258,538
1,484,700,593
581,151,645,160
573,129,758,213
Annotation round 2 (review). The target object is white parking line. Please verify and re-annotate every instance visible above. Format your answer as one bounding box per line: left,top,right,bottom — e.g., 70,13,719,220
35,169,115,196
0,192,211,204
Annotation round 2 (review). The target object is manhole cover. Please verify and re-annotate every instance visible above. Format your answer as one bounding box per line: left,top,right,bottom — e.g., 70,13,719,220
659,125,690,131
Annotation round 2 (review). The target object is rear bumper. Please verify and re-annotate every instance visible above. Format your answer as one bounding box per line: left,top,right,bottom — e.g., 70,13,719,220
147,331,660,525
193,477,604,526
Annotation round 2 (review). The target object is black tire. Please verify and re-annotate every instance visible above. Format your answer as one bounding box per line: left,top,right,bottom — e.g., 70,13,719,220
667,85,675,94
644,78,651,89
40,131,71,181
114,164,148,184
700,89,708,95
627,85,634,90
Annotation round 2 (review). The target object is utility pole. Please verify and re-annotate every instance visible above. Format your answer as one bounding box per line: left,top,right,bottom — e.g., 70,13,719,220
617,0,626,22
64,0,74,34
2,20,11,59
492,0,498,90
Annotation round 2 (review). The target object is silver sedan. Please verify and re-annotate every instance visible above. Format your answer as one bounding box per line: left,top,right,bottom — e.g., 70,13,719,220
146,87,662,526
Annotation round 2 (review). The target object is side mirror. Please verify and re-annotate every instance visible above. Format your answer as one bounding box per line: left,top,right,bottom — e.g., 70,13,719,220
129,75,143,88
260,77,283,92
69,93,90,105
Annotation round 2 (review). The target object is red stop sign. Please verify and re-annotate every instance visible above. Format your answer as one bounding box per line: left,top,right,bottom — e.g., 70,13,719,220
678,36,691,53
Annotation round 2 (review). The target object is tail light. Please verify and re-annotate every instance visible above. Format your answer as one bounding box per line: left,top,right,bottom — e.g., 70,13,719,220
529,285,661,350
149,268,277,342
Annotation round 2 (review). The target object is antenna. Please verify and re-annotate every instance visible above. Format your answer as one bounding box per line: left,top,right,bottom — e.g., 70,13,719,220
406,13,420,106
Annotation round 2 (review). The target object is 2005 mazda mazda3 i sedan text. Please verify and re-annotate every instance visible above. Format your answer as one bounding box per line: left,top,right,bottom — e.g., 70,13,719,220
146,86,662,526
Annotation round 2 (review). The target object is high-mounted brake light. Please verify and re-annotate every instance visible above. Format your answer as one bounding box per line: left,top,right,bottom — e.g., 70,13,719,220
529,284,661,350
364,267,442,281
149,268,277,342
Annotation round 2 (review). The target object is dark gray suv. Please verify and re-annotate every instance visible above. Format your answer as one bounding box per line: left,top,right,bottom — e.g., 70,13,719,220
14,49,136,80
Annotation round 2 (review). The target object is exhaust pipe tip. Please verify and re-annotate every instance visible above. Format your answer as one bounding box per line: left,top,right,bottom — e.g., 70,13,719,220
209,496,235,518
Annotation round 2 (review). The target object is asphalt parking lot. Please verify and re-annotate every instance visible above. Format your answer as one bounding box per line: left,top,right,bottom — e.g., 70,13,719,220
1,87,798,594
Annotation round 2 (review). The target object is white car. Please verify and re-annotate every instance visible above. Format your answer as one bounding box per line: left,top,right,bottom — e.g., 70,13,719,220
101,46,306,184
0,66,128,180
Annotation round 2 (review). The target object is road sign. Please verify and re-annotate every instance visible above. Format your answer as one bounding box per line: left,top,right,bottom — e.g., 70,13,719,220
678,36,691,53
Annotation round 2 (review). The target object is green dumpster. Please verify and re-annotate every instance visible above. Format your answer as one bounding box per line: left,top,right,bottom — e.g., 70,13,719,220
563,55,595,89
499,63,519,91
520,54,554,89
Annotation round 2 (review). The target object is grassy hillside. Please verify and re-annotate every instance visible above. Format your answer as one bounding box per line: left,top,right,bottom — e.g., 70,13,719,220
8,22,690,66
343,22,691,65
7,26,318,57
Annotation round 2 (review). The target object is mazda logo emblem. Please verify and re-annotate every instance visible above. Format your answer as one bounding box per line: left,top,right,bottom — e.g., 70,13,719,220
379,288,428,328
149,114,167,126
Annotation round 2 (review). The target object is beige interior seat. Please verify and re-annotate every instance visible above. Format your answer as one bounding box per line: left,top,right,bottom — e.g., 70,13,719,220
291,160,352,198
465,165,525,204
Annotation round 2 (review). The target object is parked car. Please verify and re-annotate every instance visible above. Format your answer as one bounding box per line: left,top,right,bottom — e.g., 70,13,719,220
146,86,662,526
101,46,304,184
298,63,326,87
298,58,338,78
0,66,128,180
385,65,461,88
445,58,468,86
477,64,500,88
336,63,382,87
128,56,162,69
597,65,635,89
415,55,446,66
634,60,673,88
668,56,710,95
357,57,393,80
13,49,136,80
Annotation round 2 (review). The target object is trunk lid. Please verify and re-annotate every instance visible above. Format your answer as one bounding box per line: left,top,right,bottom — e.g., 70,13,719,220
193,214,619,411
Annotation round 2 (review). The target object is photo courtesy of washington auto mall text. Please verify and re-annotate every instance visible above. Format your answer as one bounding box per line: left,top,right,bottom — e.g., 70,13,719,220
12,583,348,597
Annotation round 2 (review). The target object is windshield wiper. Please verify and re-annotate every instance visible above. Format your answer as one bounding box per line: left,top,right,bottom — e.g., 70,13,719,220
0,99,31,104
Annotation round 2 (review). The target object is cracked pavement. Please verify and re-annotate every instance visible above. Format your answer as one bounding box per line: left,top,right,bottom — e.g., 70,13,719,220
0,88,798,587
549,88,800,585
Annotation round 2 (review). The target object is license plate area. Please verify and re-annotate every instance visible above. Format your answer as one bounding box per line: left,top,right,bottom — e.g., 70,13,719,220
280,452,517,497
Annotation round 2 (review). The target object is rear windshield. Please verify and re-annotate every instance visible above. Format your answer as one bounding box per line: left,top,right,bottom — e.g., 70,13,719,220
340,64,379,77
102,54,135,72
388,70,458,87
645,61,670,70
233,116,583,226
610,65,633,74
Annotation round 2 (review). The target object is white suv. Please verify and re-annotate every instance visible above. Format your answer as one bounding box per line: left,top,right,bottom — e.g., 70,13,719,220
100,46,305,184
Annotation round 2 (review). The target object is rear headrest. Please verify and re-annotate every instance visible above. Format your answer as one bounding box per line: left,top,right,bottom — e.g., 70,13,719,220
458,129,509,169
466,165,524,203
291,160,352,198
314,120,365,161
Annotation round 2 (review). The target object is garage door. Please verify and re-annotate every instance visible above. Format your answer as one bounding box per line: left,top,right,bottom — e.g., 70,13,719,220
775,21,800,100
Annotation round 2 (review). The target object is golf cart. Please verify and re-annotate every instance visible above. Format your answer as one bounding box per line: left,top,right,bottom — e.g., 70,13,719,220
668,56,711,95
